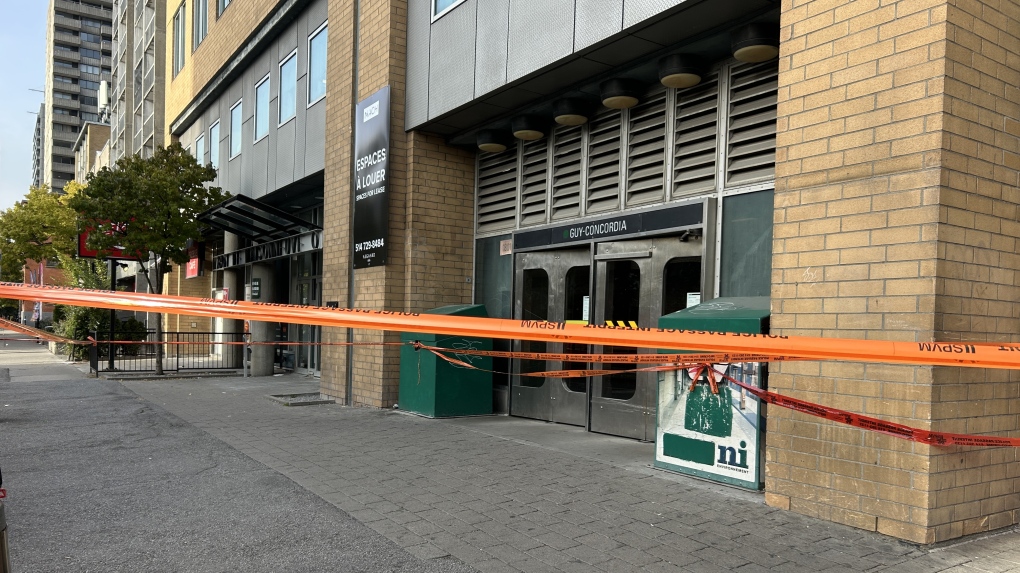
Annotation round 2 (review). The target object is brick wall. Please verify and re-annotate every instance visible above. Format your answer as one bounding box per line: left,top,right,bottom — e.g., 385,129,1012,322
162,263,213,332
320,0,475,406
772,0,1019,543
929,0,1020,541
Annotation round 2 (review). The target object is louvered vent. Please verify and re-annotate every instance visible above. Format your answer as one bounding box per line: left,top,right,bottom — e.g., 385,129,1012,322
674,72,719,198
586,108,622,214
727,61,778,186
627,86,667,207
550,125,582,221
519,139,548,226
476,149,519,234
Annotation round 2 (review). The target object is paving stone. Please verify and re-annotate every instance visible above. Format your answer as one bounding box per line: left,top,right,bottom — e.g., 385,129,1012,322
119,375,1020,573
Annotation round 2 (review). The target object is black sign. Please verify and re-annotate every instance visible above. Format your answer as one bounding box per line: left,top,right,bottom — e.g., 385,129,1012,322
250,278,261,300
352,86,390,269
213,230,322,270
513,201,704,251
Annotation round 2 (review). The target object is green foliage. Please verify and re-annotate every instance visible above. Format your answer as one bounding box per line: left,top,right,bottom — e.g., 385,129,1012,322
52,255,110,360
69,143,228,288
0,184,79,314
68,144,227,373
0,185,79,268
114,316,149,356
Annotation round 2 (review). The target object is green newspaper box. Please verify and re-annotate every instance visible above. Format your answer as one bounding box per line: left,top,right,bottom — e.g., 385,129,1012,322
656,297,769,490
399,304,493,418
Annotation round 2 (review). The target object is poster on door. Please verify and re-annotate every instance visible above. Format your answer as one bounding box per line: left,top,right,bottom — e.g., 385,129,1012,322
655,362,764,490
352,86,390,269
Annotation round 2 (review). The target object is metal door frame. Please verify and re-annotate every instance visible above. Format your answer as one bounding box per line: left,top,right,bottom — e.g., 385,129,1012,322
510,248,591,425
589,235,705,441
508,221,715,440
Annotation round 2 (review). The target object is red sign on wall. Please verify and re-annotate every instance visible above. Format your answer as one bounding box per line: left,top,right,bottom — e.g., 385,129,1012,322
186,242,205,279
77,228,140,261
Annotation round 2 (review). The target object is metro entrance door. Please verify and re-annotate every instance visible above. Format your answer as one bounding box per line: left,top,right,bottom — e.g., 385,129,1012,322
590,236,702,441
511,249,590,426
510,235,704,441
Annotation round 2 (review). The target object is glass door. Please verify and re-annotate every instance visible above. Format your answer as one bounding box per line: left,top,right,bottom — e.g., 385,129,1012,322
291,252,322,375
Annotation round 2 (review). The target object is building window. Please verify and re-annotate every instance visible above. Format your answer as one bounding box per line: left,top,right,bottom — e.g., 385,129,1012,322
433,0,466,19
308,22,327,105
172,4,186,77
279,51,296,124
229,100,242,158
254,74,270,142
193,0,207,49
196,134,205,166
218,0,230,15
209,121,220,169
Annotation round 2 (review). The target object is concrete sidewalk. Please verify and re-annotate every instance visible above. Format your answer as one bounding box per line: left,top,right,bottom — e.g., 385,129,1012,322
0,332,475,573
5,333,1020,572
118,372,1020,572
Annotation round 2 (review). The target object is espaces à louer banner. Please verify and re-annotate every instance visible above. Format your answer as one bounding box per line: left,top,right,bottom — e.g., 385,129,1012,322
356,148,386,190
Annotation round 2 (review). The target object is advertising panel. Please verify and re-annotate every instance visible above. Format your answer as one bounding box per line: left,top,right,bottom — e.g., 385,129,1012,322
352,86,390,269
656,363,764,490
654,297,770,490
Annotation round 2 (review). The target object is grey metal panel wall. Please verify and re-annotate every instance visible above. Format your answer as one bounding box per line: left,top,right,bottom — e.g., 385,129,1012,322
406,0,430,128
623,0,682,28
276,120,297,189
176,0,326,199
293,72,307,177
506,0,574,83
227,148,241,191
304,100,325,175
305,0,327,31
575,0,623,51
240,118,254,195
251,140,269,198
474,0,509,97
428,0,477,118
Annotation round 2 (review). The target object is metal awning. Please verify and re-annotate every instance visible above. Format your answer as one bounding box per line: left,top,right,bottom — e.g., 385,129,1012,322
198,194,320,241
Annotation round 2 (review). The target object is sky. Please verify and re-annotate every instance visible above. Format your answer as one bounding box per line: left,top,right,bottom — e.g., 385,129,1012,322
0,1,47,212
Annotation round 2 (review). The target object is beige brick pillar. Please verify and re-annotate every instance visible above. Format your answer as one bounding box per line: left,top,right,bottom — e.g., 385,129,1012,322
770,0,1020,543
320,0,476,406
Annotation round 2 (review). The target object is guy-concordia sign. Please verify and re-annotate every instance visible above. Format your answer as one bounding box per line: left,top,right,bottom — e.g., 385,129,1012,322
352,86,390,269
4,281,1020,371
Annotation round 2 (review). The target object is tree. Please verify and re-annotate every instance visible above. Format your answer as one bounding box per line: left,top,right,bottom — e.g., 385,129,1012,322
0,184,79,319
69,143,229,374
0,184,79,267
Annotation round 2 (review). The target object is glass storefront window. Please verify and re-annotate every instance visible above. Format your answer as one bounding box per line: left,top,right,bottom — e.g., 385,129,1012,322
720,190,774,297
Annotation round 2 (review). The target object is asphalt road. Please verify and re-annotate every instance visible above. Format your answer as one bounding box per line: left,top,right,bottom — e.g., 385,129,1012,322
0,334,476,573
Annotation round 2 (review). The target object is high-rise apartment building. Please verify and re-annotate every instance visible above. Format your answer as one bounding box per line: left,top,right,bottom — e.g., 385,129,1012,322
42,0,113,192
109,0,165,162
30,104,45,188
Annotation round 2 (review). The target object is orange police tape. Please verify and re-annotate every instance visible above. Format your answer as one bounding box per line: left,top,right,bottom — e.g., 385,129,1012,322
0,317,68,343
421,346,1020,448
4,282,1020,448
4,282,1020,369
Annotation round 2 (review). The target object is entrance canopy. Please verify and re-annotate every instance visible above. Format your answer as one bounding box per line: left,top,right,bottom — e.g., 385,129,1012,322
198,194,321,241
